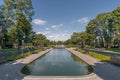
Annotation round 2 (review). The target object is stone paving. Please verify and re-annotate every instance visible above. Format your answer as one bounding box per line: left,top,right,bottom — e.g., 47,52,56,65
0,49,52,80
67,48,120,80
0,48,120,80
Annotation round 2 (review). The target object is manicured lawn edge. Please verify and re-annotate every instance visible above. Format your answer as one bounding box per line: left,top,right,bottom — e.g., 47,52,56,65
74,48,111,61
6,49,42,61
106,48,120,52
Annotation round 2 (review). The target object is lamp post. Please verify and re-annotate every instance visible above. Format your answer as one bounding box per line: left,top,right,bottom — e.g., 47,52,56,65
22,36,25,57
21,40,24,57
94,37,96,57
118,38,120,49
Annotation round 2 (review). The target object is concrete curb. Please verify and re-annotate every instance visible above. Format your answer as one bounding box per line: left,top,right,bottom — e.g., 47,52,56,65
22,48,102,80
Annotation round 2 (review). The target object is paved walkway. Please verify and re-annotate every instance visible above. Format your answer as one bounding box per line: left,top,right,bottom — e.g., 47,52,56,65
67,48,120,80
0,48,120,80
89,49,120,59
0,49,52,80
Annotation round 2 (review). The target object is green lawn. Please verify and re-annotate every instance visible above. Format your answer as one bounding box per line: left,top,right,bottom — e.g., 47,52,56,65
89,52,110,61
106,48,120,52
0,48,19,52
6,49,41,61
6,51,31,61
76,48,110,61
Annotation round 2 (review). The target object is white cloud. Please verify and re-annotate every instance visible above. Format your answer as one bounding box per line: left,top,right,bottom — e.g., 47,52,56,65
37,31,51,35
36,32,42,34
33,19,47,25
77,17,89,24
45,28,50,31
36,31,70,41
51,24,63,29
47,33,70,41
43,31,51,35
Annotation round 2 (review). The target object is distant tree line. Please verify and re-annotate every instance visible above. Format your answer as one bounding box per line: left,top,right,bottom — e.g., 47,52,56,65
65,7,120,49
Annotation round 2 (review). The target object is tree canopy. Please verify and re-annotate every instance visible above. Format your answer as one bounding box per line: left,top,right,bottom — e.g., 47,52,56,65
65,7,120,48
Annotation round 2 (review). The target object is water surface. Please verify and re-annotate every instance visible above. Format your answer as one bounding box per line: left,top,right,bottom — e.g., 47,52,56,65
22,49,93,76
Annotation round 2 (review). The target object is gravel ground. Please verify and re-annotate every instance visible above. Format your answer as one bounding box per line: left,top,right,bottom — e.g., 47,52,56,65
0,48,120,80
67,48,120,80
0,49,52,80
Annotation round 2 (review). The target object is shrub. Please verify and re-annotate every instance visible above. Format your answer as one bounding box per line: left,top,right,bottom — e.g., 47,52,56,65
6,52,31,61
23,52,31,56
33,50,41,53
78,49,85,53
74,48,110,61
86,46,94,49
25,46,34,49
89,52,110,61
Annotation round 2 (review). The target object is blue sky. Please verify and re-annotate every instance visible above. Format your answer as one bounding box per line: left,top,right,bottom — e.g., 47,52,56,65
0,0,120,41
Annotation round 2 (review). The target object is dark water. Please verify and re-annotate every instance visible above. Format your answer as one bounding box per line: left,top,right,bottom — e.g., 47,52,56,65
22,49,93,76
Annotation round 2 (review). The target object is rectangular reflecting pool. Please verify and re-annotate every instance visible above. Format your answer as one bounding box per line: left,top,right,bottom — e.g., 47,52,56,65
22,49,93,76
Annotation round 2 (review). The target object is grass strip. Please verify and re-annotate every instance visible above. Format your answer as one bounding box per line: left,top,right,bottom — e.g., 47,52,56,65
76,48,110,61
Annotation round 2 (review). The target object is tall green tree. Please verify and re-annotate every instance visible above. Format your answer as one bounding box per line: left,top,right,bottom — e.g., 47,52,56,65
33,33,50,48
86,7,120,48
0,6,6,49
5,0,34,48
70,32,90,48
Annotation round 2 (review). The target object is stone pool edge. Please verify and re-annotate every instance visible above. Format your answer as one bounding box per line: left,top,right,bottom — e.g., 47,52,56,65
18,49,53,77
22,48,102,80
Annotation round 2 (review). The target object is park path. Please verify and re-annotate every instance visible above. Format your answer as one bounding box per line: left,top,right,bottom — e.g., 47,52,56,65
0,48,120,80
0,49,52,80
67,48,120,80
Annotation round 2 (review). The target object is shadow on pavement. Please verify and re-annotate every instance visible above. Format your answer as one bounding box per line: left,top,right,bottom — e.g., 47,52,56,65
93,62,120,80
0,62,26,80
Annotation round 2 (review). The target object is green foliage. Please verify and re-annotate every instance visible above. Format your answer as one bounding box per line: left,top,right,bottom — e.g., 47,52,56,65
73,48,79,51
74,48,85,53
89,52,110,61
13,13,32,47
0,48,18,52
0,6,7,49
75,48,110,61
32,33,50,47
106,48,120,52
33,49,41,53
25,46,34,49
70,32,91,48
0,0,34,49
66,7,120,49
6,52,31,61
78,49,85,53
8,26,17,44
86,46,94,49
86,7,120,48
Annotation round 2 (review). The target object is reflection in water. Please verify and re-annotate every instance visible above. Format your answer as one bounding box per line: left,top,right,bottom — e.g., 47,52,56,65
71,53,93,74
22,49,93,76
71,53,87,64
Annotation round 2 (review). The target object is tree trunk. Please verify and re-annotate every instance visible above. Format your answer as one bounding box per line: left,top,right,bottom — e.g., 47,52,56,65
107,42,112,48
